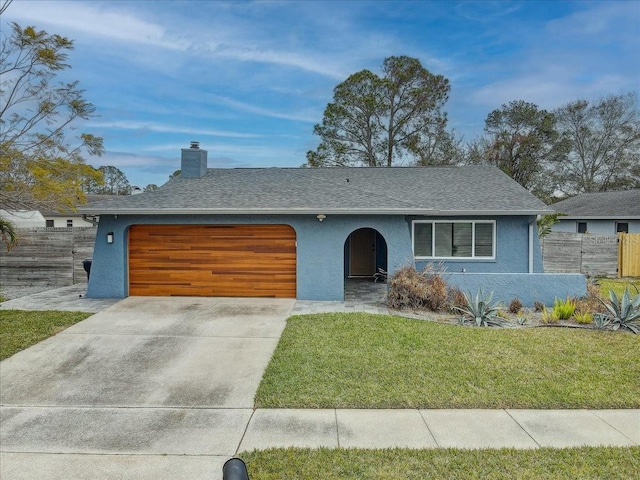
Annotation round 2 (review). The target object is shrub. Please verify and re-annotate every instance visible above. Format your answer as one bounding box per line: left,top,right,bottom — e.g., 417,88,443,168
575,284,607,315
508,298,522,314
573,311,593,324
541,306,559,324
386,265,449,311
534,301,545,312
448,287,467,312
553,297,576,320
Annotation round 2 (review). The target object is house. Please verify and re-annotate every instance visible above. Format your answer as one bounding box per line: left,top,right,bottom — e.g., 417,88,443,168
0,195,118,229
0,208,46,228
551,190,640,235
80,144,585,305
40,195,116,228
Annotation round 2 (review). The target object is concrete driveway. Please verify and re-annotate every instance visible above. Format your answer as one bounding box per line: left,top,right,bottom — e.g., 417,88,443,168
1,296,294,480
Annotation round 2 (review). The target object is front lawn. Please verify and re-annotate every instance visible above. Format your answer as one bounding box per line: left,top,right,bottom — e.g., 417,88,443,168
255,313,640,409
0,310,93,360
241,446,640,480
598,277,640,298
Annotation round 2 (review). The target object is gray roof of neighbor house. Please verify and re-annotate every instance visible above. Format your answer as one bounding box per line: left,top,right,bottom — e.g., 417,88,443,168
79,166,553,216
552,190,640,219
40,195,120,216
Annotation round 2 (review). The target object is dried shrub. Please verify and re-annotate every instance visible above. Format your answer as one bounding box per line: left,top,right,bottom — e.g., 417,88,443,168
448,287,467,312
508,298,523,314
534,301,545,312
386,265,449,311
575,284,608,315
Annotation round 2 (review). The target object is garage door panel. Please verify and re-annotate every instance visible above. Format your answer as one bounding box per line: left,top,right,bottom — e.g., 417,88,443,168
129,225,296,298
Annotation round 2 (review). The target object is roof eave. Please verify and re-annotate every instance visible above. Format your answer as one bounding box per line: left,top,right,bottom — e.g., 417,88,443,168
78,207,552,216
558,215,640,220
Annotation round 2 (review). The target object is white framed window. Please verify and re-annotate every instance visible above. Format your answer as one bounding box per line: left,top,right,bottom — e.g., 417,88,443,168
412,220,496,259
66,219,73,228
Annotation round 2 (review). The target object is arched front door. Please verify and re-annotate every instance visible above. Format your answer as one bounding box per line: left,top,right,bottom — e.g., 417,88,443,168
344,228,388,278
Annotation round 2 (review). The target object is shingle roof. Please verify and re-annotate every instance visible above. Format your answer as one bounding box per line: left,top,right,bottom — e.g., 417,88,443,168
79,166,552,216
40,195,120,216
551,190,640,218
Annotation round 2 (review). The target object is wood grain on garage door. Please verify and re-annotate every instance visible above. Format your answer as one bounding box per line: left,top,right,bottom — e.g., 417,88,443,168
128,224,296,297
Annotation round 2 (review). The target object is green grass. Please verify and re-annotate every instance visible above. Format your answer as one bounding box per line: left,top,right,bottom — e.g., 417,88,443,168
598,278,640,298
255,313,640,409
241,446,640,480
0,310,93,360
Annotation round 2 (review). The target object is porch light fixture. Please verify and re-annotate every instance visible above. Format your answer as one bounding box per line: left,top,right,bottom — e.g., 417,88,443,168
107,232,114,244
316,214,326,222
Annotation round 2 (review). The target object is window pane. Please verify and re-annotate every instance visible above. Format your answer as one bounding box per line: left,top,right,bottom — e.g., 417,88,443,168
577,222,587,233
452,223,472,257
414,223,432,256
475,223,493,257
434,223,453,256
616,223,628,233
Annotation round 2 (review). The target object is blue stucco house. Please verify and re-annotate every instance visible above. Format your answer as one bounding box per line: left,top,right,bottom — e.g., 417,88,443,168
80,144,585,306
551,189,640,235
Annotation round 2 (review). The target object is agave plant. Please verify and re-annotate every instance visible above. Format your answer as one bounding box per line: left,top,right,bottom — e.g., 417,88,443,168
453,287,506,327
598,287,640,334
593,313,611,330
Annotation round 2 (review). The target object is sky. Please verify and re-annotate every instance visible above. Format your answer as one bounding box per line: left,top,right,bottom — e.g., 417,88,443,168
3,0,639,188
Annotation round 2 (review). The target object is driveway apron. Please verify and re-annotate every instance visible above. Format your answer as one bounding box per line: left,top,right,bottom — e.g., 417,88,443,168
1,296,294,480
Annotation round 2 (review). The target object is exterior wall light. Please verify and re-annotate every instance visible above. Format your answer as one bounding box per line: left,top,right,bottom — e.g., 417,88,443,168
107,232,114,244
316,214,326,222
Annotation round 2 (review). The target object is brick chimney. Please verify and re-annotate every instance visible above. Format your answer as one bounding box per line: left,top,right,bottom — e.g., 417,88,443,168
180,141,207,178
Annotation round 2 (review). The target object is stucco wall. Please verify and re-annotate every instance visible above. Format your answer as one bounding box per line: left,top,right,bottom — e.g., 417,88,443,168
87,214,548,301
411,216,543,274
87,214,415,300
446,273,587,307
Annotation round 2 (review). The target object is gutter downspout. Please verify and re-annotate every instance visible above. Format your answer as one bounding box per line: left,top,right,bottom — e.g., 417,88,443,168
82,214,99,227
528,216,540,273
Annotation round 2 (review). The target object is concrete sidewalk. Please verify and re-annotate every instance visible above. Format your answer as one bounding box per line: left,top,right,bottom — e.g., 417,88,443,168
239,408,639,451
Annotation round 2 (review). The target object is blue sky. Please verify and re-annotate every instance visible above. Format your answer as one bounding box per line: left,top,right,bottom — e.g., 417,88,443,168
4,0,639,188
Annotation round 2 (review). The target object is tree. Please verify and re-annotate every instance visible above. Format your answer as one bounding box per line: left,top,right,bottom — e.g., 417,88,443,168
415,128,464,166
144,184,158,192
0,22,104,212
468,100,561,200
552,93,640,194
85,166,130,195
0,217,18,251
307,56,450,167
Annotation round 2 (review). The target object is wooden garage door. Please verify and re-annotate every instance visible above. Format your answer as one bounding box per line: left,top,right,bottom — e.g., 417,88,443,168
128,225,296,298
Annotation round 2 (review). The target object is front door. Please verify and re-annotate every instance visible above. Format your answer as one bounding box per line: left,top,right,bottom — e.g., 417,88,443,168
349,229,376,276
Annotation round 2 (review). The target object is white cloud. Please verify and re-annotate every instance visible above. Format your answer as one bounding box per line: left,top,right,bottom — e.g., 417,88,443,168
7,1,187,50
88,121,263,139
206,95,318,123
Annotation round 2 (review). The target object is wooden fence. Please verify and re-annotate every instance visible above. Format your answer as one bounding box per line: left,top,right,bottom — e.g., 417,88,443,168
0,227,97,286
542,232,640,278
619,233,640,277
541,232,618,277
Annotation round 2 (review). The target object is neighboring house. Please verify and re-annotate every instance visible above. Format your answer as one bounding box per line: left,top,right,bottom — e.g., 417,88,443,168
0,208,46,228
80,144,585,305
41,195,117,228
551,190,640,235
